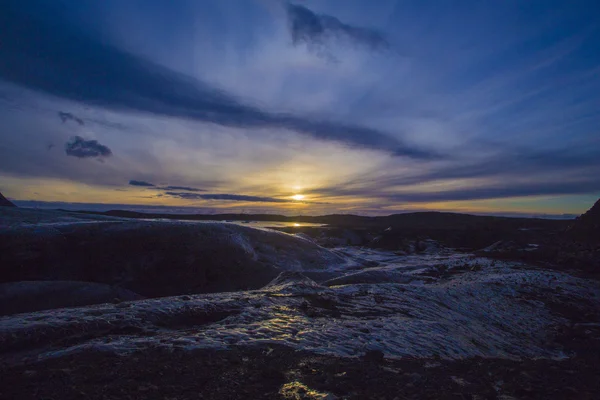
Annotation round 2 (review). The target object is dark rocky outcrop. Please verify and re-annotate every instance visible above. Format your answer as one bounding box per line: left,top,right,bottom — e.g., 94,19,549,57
2,345,600,400
478,198,600,277
0,191,16,207
567,198,600,242
0,281,143,316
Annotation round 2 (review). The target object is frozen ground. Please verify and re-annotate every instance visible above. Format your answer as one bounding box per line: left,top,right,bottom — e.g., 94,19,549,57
2,208,599,399
2,248,598,365
1,208,599,367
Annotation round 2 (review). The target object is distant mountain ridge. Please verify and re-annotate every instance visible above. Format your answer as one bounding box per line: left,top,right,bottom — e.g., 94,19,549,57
71,208,570,231
0,192,16,207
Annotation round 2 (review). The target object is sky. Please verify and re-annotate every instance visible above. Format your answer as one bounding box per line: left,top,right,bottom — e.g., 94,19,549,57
0,0,599,216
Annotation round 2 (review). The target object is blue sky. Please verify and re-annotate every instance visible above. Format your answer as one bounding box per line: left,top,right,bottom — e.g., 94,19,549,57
0,0,599,215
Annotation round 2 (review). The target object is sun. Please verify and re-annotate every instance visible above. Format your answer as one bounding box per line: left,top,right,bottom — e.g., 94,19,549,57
291,194,305,201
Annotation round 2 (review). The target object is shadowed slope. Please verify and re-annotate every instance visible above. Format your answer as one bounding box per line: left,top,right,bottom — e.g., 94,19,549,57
0,192,15,207
0,209,349,298
567,198,600,241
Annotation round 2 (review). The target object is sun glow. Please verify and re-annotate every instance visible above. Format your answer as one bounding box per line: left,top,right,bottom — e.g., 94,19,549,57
291,194,305,201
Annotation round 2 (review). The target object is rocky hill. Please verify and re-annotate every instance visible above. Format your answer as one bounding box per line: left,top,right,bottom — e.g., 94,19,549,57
567,198,600,241
0,210,350,302
0,192,16,207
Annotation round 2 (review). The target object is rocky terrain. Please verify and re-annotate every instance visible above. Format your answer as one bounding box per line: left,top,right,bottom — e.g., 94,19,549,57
0,191,15,207
477,200,600,278
567,198,600,241
0,281,144,316
1,201,599,399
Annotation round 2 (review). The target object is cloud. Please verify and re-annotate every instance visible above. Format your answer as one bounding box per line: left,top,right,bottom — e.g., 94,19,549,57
165,192,292,203
286,3,389,53
58,111,84,126
313,173,600,204
160,186,205,192
308,143,600,203
130,183,206,191
129,180,155,187
0,1,432,159
381,179,600,203
64,136,112,159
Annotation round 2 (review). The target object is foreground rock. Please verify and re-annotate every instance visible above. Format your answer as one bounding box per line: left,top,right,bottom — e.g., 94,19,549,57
1,259,599,399
1,345,598,400
0,281,143,316
2,258,598,361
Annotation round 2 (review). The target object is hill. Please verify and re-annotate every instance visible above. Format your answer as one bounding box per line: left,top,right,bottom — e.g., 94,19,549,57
74,209,570,230
567,198,600,241
0,192,15,207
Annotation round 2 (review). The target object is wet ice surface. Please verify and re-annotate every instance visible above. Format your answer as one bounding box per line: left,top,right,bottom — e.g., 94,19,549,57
2,245,599,363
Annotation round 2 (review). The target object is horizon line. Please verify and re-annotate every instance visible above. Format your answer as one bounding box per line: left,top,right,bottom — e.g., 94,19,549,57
11,199,580,220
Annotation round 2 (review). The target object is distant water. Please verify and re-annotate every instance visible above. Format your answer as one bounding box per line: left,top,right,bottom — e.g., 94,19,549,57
147,219,324,229
219,220,324,228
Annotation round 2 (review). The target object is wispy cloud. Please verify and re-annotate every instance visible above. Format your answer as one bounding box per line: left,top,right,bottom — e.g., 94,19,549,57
286,3,389,54
160,186,205,192
58,111,84,126
0,2,431,159
128,182,206,191
317,146,600,196
165,192,291,203
129,180,155,187
65,136,112,159
380,180,600,204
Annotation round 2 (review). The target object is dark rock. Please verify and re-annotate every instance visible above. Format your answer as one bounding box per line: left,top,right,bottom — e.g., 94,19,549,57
0,191,16,207
2,345,600,400
567,198,600,242
0,281,143,316
361,350,385,363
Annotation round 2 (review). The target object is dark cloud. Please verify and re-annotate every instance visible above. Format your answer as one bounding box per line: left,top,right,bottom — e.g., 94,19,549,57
65,136,112,159
138,184,206,192
58,111,84,125
165,192,291,203
129,180,155,187
0,1,432,159
382,179,600,203
160,186,205,192
286,3,389,53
